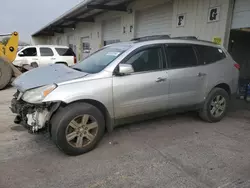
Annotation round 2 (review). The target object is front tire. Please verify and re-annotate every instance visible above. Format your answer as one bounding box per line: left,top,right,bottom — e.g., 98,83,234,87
51,103,105,156
199,88,229,123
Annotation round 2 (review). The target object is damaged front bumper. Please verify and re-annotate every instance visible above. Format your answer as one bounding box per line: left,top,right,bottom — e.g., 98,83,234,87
10,91,60,133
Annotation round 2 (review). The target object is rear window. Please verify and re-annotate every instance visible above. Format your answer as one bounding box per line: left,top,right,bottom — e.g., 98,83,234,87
195,45,226,65
55,48,75,56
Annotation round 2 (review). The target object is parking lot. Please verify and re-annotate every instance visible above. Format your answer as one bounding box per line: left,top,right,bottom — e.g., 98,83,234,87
0,87,250,188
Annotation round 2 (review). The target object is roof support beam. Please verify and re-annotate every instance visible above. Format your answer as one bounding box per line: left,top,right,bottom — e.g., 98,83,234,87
39,32,54,36
86,4,127,12
57,24,76,29
65,17,95,22
53,29,64,34
48,26,64,34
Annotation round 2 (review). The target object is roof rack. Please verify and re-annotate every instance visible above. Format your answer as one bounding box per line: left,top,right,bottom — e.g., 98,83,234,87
130,35,217,45
171,36,217,45
171,36,198,40
131,35,170,42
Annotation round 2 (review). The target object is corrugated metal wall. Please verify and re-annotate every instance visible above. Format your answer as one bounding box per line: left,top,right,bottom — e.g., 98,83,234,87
135,3,173,37
33,0,231,51
172,0,230,45
102,17,121,41
232,0,250,29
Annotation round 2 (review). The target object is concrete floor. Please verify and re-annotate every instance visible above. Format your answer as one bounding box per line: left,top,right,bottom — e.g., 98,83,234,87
0,87,250,188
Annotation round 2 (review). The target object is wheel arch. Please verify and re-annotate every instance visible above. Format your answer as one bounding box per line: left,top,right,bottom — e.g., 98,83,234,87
50,99,114,135
213,83,231,96
55,62,68,66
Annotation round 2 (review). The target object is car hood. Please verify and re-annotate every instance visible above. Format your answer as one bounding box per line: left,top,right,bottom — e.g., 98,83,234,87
12,64,88,92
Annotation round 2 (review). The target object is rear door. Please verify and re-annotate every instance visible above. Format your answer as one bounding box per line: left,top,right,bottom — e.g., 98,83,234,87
165,44,206,108
38,47,55,66
194,45,233,94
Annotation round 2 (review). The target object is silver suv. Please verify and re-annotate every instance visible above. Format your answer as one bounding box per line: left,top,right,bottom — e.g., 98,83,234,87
11,36,239,155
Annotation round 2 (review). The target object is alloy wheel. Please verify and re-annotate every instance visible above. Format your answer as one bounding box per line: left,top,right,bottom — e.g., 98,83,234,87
65,114,99,148
210,95,226,118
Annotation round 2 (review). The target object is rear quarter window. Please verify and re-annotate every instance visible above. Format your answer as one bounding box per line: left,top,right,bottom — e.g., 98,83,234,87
55,48,75,56
195,45,226,65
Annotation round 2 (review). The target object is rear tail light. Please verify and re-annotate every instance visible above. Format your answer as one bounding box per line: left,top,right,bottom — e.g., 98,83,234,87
74,56,77,64
234,63,240,70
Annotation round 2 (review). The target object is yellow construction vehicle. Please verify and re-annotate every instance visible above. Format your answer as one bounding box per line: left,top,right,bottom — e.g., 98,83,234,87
0,32,22,90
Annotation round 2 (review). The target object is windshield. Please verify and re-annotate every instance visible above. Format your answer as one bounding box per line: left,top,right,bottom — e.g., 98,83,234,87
72,46,128,74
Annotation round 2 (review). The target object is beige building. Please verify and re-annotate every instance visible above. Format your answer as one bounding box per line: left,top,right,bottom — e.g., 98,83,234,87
32,0,250,79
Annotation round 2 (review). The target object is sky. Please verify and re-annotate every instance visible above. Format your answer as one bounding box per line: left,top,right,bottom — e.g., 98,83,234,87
0,0,83,43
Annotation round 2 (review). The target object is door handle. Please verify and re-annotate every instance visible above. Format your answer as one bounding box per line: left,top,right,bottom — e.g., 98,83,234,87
156,77,166,83
197,72,207,77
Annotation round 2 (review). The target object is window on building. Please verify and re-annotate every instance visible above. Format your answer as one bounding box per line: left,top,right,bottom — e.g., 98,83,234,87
19,47,37,57
82,42,91,54
126,47,162,72
195,45,226,65
166,45,197,69
56,48,75,56
83,42,90,50
40,47,54,56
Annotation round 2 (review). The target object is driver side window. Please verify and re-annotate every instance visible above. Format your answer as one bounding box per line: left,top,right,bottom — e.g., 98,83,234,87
125,47,162,73
19,47,37,57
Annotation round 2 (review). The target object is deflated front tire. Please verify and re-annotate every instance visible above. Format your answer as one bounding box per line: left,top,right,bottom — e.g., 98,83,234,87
50,102,105,156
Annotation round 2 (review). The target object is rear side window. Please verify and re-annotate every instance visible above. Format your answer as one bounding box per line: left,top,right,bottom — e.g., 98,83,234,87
166,45,197,69
195,45,226,65
40,47,54,56
55,48,75,56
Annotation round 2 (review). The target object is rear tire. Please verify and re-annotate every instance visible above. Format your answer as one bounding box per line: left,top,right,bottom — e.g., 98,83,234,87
199,88,229,122
0,60,13,90
51,102,105,156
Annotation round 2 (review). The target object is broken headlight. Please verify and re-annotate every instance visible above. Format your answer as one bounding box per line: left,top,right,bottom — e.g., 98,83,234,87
22,84,57,103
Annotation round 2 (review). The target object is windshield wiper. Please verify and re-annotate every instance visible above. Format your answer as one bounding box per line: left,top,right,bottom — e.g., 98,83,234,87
72,67,83,72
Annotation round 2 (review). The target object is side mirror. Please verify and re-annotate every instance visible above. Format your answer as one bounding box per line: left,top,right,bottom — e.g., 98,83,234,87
118,64,134,75
18,52,24,57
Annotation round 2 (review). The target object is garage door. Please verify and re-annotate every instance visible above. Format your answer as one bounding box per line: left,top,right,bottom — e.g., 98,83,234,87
135,3,173,37
102,17,121,45
232,0,250,29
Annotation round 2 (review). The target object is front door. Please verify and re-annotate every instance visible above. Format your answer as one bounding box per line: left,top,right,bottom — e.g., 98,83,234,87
113,45,169,119
165,44,206,108
13,47,38,67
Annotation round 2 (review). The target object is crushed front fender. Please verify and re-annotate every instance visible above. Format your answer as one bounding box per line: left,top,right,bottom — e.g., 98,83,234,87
10,94,60,133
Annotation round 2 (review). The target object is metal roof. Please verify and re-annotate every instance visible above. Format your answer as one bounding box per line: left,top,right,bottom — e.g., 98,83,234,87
32,0,132,37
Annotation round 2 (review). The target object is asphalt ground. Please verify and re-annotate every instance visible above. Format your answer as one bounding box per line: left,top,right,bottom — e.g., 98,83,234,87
1,87,250,188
